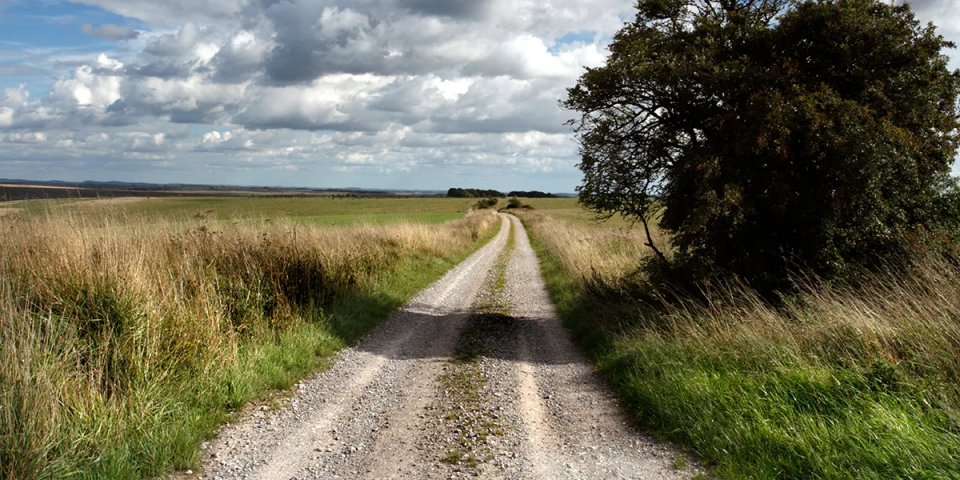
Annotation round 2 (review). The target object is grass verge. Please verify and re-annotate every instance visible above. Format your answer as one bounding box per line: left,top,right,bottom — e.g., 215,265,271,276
519,210,960,480
0,210,500,479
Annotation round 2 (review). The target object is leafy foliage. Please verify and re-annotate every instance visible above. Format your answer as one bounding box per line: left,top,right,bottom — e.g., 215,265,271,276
474,198,499,209
507,190,557,198
448,188,506,198
564,0,960,292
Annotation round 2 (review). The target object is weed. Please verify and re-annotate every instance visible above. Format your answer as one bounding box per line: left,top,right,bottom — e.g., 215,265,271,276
434,221,516,473
442,450,464,464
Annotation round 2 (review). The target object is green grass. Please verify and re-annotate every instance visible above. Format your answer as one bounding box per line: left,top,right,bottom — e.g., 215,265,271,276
13,196,476,223
521,197,639,227
292,212,464,226
522,216,960,480
434,222,515,473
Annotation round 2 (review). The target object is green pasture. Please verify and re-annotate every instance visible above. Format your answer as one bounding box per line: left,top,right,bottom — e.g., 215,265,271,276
521,197,637,227
12,196,476,225
293,212,464,226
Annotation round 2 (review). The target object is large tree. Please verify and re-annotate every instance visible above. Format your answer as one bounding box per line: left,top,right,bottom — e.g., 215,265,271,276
565,0,960,291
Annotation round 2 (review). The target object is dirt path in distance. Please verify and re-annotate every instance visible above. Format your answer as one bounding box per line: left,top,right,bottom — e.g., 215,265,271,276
197,214,703,480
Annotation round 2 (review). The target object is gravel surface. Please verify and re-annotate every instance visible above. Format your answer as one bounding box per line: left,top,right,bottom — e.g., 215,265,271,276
192,214,704,480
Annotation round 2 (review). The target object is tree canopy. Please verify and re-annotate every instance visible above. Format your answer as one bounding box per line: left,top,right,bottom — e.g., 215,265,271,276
564,0,960,291
447,188,506,198
508,191,558,198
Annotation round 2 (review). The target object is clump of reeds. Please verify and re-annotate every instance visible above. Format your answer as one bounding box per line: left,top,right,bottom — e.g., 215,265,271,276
0,208,498,478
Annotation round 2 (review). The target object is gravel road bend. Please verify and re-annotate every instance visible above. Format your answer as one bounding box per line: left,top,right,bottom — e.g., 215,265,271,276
199,214,703,480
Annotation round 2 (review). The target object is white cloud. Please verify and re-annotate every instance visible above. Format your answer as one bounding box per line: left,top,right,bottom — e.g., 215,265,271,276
0,108,13,129
1,85,33,109
25,0,957,189
4,132,48,144
81,23,140,41
66,0,247,24
145,23,202,57
48,56,124,110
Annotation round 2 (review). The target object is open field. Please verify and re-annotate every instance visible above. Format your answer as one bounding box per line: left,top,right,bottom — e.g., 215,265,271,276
521,197,638,227
0,203,499,478
517,209,960,479
0,180,439,202
11,196,478,226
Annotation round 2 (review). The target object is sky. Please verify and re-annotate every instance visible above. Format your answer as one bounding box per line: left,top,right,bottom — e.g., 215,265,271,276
0,0,958,192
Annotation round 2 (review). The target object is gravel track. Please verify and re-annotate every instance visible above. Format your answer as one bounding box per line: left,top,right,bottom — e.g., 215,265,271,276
195,214,702,480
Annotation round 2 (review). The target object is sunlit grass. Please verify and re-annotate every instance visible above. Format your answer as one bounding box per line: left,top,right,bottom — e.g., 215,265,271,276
14,196,477,223
519,209,960,479
0,207,499,478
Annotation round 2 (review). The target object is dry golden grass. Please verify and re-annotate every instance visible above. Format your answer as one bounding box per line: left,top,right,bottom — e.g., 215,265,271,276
515,209,666,283
522,207,960,390
0,208,499,478
521,207,960,478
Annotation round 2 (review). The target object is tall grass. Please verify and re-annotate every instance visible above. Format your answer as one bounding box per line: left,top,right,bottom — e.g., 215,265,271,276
0,209,499,479
515,210,665,284
518,210,960,479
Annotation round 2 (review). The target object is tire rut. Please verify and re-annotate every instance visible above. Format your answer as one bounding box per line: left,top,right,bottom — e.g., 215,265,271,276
200,215,510,480
196,214,704,480
502,214,702,479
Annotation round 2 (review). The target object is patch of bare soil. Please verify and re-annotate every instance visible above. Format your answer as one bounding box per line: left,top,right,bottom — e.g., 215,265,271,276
193,214,704,480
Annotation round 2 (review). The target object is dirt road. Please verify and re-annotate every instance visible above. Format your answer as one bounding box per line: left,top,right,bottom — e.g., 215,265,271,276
198,214,701,480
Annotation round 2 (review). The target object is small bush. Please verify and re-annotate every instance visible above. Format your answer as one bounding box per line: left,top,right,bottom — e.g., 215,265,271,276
474,198,498,209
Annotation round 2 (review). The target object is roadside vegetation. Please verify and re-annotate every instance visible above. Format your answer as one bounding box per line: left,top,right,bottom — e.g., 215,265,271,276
519,209,960,478
0,206,499,479
542,0,960,476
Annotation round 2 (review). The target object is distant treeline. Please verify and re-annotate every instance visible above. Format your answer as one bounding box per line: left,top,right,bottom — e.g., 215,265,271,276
507,191,557,198
447,188,506,198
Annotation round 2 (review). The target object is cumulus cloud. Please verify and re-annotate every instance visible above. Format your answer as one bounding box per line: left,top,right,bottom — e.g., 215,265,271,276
81,23,140,41
144,23,203,57
13,0,954,189
67,0,247,24
903,0,960,35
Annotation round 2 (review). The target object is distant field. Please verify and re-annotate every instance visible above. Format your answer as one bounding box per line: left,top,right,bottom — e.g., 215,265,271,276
7,196,614,227
11,196,478,225
295,212,465,226
5,195,641,230
522,197,636,227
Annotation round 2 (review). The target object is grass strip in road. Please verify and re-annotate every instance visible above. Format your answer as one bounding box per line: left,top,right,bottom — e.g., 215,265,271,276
520,213,960,480
438,218,515,473
0,211,500,479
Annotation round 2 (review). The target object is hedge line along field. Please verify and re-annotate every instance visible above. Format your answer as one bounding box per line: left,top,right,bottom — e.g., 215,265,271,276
0,204,499,479
516,209,960,479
